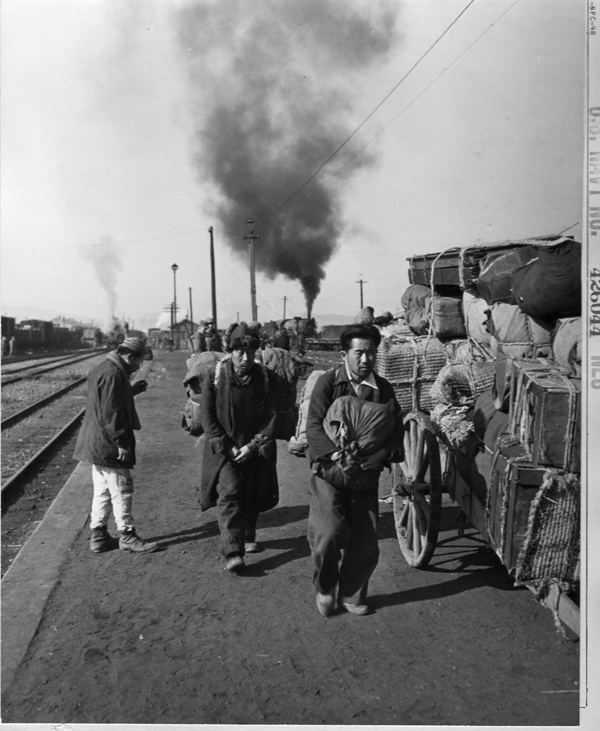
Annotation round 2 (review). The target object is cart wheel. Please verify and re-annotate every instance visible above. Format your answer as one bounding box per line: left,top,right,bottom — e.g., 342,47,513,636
393,412,443,568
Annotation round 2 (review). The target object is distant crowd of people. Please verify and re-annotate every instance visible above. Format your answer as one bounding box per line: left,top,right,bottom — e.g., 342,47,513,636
74,309,405,617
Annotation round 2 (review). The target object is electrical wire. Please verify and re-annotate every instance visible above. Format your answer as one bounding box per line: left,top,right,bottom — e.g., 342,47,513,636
259,0,477,228
328,0,520,180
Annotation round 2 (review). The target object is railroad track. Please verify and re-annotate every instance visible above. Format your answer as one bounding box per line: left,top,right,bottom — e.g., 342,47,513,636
1,347,104,367
1,350,106,386
1,376,88,430
1,380,89,495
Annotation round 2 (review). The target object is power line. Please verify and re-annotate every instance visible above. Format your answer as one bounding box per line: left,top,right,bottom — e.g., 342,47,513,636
259,0,477,228
328,0,521,180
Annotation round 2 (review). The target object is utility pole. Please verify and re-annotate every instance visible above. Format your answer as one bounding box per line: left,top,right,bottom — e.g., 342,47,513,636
209,226,217,327
282,296,287,320
189,287,193,328
356,278,367,309
242,219,259,322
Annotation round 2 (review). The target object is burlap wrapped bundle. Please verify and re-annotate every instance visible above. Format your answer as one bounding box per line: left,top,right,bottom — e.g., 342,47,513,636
375,335,447,413
430,361,496,406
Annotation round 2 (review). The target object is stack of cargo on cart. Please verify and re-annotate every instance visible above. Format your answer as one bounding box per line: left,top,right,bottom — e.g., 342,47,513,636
376,233,581,633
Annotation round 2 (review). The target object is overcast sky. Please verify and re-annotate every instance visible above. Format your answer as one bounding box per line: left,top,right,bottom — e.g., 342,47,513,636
0,0,585,332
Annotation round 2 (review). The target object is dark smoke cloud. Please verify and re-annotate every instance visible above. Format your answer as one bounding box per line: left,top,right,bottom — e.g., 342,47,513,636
175,1,398,316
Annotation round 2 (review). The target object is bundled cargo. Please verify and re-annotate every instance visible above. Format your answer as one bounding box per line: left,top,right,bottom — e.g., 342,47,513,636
488,302,554,359
487,437,580,586
551,317,582,377
181,351,228,437
287,369,326,457
509,359,581,472
401,284,466,339
429,360,496,406
401,284,432,335
183,351,227,394
375,335,447,413
429,292,466,339
511,238,581,319
407,234,565,290
462,289,492,346
475,245,538,304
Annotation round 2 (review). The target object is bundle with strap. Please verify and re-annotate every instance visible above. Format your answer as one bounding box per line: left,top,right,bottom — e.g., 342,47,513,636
259,346,297,439
510,239,581,319
183,351,227,394
375,335,447,413
181,351,228,437
288,369,326,456
475,245,538,304
488,302,554,359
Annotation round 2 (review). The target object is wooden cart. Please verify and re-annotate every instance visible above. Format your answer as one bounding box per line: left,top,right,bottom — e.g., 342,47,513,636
391,410,580,636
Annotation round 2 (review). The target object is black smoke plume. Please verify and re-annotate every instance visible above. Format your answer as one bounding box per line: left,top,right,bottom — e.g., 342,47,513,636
175,1,398,316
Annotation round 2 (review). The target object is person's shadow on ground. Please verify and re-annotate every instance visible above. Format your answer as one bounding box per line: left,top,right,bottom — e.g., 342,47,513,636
150,503,310,550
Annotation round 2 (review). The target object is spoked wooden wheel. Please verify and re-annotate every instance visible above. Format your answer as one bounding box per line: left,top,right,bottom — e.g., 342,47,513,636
393,411,443,568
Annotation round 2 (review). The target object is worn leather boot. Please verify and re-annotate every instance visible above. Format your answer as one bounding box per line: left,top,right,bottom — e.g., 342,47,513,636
119,528,159,553
90,526,112,553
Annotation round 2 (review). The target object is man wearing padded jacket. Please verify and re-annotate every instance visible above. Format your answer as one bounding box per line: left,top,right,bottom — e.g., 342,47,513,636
305,323,404,617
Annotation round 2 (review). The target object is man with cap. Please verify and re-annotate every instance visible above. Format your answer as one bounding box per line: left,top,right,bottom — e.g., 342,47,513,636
73,336,160,554
305,323,404,616
199,322,280,572
194,317,223,353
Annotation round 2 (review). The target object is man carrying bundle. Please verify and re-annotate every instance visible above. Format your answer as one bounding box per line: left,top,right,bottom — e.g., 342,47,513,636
199,322,280,572
305,324,404,616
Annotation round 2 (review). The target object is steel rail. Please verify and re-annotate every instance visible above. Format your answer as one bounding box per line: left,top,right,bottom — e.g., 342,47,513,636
1,351,104,387
1,376,88,431
1,347,105,370
0,408,85,495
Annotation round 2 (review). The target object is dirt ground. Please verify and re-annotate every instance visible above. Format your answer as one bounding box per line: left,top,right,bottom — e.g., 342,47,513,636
1,349,580,725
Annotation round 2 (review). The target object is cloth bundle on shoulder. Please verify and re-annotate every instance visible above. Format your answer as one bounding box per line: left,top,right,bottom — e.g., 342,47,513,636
181,351,228,436
462,289,492,346
510,239,581,319
183,351,227,394
475,245,538,304
488,302,554,359
288,369,326,457
259,346,298,440
551,317,582,377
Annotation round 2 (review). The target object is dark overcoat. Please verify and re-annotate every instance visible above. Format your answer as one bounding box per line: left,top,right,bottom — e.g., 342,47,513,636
199,358,279,512
73,352,140,469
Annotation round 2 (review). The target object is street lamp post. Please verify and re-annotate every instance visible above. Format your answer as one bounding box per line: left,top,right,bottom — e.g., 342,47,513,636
171,263,179,346
242,219,259,322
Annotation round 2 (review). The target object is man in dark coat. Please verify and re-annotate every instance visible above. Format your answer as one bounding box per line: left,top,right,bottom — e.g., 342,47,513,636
305,324,404,616
194,317,223,353
199,322,280,572
273,325,290,351
73,337,159,554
